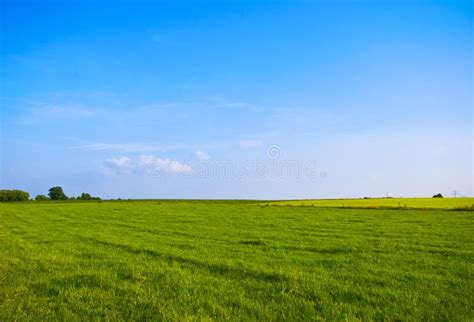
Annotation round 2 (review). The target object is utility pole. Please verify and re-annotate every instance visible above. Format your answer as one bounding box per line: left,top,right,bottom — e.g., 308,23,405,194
452,190,457,198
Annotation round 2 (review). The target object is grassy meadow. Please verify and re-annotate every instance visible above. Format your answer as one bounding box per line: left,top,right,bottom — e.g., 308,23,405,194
1,200,473,320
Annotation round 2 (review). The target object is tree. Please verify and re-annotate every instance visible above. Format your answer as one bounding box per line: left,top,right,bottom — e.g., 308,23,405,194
0,190,29,202
78,192,92,200
433,193,443,198
35,194,49,201
48,186,68,200
76,192,101,201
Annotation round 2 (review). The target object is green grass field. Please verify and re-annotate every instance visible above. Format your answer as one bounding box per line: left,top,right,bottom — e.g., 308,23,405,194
1,200,473,320
265,197,474,210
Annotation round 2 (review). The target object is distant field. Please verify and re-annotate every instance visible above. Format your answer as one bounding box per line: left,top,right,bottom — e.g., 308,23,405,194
265,197,474,210
1,201,473,320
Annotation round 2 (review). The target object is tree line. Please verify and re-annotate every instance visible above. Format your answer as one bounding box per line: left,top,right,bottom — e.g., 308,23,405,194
0,187,101,202
0,190,30,202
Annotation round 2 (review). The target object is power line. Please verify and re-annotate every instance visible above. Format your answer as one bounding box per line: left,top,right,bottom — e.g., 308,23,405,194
451,190,470,198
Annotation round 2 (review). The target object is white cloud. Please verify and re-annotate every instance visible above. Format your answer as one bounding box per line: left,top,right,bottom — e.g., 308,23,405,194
138,155,192,174
40,104,97,117
195,150,211,161
154,158,192,173
137,103,183,112
74,142,223,153
104,156,133,175
206,96,250,108
239,139,263,149
103,155,191,176
18,104,99,124
107,156,132,167
138,155,156,166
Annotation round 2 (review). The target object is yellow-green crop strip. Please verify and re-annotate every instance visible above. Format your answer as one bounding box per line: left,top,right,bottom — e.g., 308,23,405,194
1,200,473,320
264,197,474,210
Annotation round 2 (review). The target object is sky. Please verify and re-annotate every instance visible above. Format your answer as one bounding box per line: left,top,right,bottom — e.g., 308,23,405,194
0,0,472,199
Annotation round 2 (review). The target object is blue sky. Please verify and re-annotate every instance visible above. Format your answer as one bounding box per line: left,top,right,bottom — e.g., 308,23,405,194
1,0,472,199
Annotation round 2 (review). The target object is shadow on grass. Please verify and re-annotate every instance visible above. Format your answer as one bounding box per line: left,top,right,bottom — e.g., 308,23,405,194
80,236,288,283
33,274,109,297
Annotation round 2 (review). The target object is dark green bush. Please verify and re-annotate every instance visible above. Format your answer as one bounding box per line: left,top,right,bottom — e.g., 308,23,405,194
0,190,30,202
77,192,101,201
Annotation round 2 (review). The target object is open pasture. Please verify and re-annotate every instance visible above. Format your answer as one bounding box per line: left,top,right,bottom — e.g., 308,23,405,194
1,200,473,320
